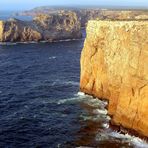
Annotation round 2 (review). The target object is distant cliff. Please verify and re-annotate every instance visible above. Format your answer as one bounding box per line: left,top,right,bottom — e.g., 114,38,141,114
80,20,148,136
0,11,82,42
16,7,148,27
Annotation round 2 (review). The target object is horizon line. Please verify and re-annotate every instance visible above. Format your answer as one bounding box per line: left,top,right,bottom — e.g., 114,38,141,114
0,4,148,11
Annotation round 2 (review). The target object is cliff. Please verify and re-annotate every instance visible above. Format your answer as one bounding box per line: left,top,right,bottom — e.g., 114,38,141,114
16,7,148,27
76,9,148,27
80,20,148,136
0,11,82,42
0,21,4,40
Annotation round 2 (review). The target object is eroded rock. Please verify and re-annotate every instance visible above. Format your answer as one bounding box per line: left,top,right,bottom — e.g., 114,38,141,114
17,7,148,27
80,20,148,136
0,11,82,42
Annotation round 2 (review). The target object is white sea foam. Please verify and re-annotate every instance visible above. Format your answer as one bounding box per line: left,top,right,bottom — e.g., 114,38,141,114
106,115,111,121
57,96,85,105
77,91,85,96
64,81,79,86
56,91,148,148
79,114,92,121
132,137,148,148
83,97,108,108
51,80,79,87
109,131,148,147
57,91,91,105
49,56,56,60
93,109,108,115
102,123,109,128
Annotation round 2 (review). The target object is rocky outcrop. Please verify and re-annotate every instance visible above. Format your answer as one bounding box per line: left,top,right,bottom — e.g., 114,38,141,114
80,20,148,136
16,7,148,27
0,18,42,42
0,11,82,42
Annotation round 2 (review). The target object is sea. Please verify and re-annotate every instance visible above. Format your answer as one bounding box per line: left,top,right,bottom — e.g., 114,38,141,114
0,11,148,148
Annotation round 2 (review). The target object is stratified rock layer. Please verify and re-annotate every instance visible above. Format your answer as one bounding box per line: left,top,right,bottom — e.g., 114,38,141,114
80,20,148,136
0,11,81,42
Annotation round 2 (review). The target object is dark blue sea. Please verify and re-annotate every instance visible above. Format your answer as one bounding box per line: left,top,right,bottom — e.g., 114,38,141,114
0,12,147,148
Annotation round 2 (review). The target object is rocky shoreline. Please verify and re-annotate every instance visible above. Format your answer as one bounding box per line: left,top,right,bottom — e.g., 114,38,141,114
0,11,82,42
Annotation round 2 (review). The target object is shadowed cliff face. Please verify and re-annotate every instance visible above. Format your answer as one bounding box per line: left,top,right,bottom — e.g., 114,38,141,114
0,11,82,42
80,20,148,136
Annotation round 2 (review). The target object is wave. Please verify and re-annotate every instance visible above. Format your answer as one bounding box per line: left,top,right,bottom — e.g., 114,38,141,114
46,90,148,147
57,97,81,105
74,93,148,147
51,80,79,86
95,130,148,147
109,131,148,148
77,91,85,96
57,92,90,105
82,97,108,109
49,56,56,60
64,81,79,86
93,109,108,115
102,123,110,129
0,38,83,46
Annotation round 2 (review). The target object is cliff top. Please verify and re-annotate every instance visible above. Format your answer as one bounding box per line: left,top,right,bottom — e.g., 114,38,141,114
88,19,148,22
87,20,148,26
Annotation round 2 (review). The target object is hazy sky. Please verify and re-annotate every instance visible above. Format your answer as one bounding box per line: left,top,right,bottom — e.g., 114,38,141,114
1,0,148,10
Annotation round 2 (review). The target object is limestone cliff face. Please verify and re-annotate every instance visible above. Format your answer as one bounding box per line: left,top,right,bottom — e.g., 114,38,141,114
0,11,81,42
0,21,4,40
80,20,148,136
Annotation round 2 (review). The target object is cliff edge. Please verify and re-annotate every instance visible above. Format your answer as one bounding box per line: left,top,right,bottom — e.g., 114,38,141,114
0,11,82,42
80,20,148,136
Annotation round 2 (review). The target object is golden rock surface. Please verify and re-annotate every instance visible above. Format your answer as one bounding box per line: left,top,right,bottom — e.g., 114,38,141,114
0,21,4,41
80,20,148,136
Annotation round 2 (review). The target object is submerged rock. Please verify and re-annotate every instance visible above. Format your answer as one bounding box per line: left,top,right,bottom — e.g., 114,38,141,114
0,11,82,42
80,20,148,137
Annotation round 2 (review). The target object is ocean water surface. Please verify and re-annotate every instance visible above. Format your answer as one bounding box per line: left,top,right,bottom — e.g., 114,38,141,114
0,12,148,148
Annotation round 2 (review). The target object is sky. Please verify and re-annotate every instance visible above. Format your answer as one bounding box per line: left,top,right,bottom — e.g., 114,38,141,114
0,0,148,10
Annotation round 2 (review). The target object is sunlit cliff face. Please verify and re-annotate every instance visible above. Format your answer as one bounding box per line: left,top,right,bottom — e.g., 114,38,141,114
80,20,148,137
0,21,4,41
